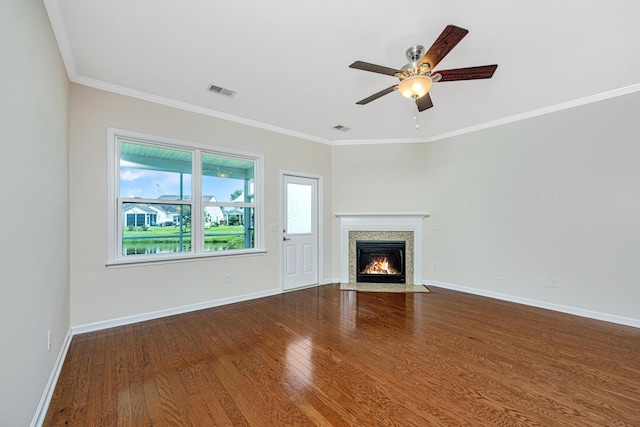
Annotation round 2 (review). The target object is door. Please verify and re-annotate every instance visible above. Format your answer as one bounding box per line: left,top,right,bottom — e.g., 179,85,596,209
283,175,318,290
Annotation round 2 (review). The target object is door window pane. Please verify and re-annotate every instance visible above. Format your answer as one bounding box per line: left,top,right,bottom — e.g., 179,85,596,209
287,183,312,234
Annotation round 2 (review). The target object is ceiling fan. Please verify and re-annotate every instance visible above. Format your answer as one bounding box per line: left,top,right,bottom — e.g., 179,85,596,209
350,25,498,113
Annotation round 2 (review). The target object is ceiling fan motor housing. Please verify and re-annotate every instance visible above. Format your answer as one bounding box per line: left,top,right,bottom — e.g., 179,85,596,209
406,45,426,65
401,46,433,81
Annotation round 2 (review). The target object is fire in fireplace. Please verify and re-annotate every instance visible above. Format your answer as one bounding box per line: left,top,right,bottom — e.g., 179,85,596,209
356,240,406,283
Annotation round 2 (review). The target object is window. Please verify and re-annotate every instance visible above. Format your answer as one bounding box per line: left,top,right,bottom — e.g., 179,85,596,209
108,129,263,264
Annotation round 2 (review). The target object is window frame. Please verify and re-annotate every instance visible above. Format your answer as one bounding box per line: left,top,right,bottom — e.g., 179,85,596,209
107,128,264,266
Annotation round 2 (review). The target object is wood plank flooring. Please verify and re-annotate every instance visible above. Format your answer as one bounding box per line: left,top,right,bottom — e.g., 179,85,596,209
44,285,640,426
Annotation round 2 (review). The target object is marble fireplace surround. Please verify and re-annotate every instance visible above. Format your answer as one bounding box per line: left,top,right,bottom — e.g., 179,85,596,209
336,213,429,285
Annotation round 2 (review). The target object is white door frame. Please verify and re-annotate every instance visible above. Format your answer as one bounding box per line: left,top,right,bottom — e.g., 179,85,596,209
280,170,323,291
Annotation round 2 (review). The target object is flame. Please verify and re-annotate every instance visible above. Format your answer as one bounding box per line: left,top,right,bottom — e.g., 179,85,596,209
362,256,399,275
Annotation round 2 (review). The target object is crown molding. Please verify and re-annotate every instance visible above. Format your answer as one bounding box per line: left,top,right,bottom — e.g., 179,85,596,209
332,83,640,146
44,0,640,147
71,75,332,145
43,0,77,77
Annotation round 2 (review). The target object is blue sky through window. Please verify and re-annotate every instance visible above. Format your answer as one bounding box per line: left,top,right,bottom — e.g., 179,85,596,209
120,168,245,202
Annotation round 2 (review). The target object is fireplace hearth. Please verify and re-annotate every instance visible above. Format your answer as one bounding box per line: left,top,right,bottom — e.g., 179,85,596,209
356,240,406,284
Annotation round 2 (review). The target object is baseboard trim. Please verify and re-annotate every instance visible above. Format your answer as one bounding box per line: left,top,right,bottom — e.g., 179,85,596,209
30,280,637,425
30,328,73,427
426,280,640,329
72,287,282,335
32,287,284,425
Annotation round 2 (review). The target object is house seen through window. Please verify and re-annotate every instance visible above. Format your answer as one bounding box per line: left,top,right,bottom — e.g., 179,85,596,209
110,131,261,263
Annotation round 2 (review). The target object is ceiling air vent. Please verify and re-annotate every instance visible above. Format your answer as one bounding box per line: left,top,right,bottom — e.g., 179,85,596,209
208,84,236,98
333,124,350,132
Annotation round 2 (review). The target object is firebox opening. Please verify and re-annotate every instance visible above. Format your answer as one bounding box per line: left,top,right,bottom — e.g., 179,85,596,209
356,240,406,284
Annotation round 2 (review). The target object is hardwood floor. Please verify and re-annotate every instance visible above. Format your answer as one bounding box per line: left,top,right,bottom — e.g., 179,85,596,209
44,285,640,426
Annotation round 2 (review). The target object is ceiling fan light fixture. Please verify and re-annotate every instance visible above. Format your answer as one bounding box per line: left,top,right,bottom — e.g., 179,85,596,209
398,75,433,100
217,168,231,178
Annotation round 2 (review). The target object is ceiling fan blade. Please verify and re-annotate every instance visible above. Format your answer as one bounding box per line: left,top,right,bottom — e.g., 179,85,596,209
433,64,498,81
356,86,397,105
419,25,469,70
417,93,433,112
349,61,402,77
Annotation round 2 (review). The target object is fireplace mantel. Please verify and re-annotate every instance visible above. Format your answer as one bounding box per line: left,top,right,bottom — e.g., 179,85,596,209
336,213,428,285
335,212,430,218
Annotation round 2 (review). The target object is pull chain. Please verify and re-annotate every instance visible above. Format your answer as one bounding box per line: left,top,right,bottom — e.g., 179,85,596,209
414,98,419,129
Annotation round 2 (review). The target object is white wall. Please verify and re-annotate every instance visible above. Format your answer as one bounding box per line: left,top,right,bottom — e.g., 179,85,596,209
330,142,430,279
0,0,70,425
332,91,640,322
69,84,333,326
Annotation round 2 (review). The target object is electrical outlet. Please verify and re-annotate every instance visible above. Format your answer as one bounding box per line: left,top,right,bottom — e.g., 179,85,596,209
498,271,505,280
432,263,438,271
47,329,52,351
432,223,439,230
550,278,558,288
225,274,233,284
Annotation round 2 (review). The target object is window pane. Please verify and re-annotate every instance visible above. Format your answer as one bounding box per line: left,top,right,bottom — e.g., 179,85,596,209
122,203,192,256
110,131,262,263
202,153,254,203
287,183,312,234
120,141,192,200
204,206,254,251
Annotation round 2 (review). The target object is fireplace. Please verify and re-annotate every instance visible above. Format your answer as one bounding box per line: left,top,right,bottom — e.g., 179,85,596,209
337,213,428,285
356,240,406,284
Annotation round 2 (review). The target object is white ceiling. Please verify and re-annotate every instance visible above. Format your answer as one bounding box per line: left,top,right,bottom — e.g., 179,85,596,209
44,0,640,144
